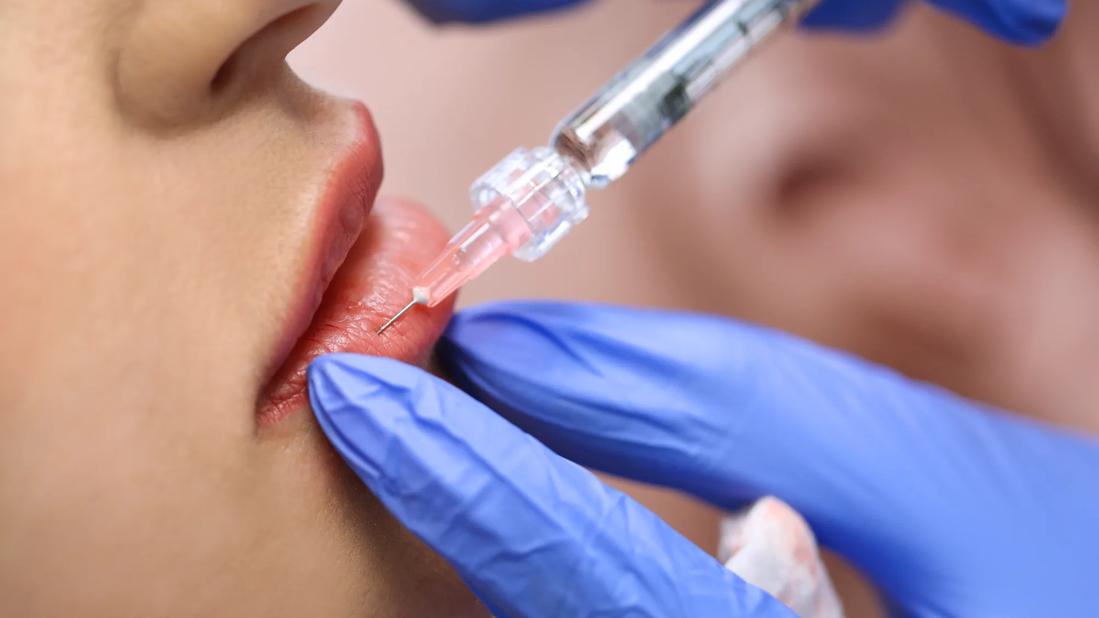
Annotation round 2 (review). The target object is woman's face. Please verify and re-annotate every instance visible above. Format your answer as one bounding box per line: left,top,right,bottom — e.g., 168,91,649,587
0,1,477,614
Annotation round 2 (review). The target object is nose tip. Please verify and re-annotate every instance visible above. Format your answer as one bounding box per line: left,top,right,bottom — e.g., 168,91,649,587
207,4,336,97
115,1,339,126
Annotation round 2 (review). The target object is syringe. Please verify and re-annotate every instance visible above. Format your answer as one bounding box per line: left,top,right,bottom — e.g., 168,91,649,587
379,0,816,334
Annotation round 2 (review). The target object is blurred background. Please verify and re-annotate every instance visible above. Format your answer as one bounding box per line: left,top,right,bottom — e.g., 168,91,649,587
290,2,1098,614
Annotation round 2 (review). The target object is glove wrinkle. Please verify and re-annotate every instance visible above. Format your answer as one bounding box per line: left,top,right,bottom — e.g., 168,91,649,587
309,354,794,617
439,303,757,487
439,301,1099,616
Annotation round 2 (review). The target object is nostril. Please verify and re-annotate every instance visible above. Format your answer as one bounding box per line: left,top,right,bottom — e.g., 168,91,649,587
210,54,238,94
116,2,338,126
208,4,330,96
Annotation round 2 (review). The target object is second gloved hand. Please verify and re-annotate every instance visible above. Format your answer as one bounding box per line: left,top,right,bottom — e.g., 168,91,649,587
406,0,1065,45
433,301,1099,616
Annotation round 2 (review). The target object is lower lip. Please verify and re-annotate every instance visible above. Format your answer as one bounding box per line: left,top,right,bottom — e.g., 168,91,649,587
256,109,456,426
258,197,456,426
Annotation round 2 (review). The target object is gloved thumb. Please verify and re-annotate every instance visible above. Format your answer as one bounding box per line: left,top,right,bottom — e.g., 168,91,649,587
308,353,795,617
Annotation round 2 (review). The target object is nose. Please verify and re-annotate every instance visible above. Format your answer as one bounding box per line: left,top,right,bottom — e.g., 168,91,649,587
116,0,340,125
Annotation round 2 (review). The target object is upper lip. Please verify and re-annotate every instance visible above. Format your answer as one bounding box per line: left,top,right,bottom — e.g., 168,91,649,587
256,102,456,427
260,103,382,389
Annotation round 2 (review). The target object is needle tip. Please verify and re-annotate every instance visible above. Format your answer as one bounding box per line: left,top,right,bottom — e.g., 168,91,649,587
377,297,421,335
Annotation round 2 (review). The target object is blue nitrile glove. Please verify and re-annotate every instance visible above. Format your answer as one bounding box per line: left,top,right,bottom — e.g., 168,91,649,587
405,0,593,23
309,353,795,617
426,301,1099,616
406,0,1065,44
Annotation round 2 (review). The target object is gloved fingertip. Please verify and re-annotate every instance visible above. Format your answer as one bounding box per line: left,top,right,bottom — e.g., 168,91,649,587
307,354,439,485
405,0,591,24
800,0,907,31
307,353,365,412
990,0,1066,45
438,301,767,491
438,301,592,384
927,0,1065,45
307,354,791,617
802,0,1065,45
404,0,490,25
307,353,418,416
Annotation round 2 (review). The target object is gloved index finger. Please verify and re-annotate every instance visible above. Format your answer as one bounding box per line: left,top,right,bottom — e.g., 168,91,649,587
926,0,1065,44
405,0,592,24
437,302,1099,603
805,0,1064,44
308,354,793,618
411,0,1064,43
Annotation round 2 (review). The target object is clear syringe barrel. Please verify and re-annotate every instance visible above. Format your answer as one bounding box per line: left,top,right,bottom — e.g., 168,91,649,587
554,0,815,188
411,147,589,306
406,0,816,309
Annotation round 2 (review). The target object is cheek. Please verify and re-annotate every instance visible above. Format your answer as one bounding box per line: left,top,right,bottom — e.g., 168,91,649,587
243,425,484,615
0,78,361,417
0,71,362,594
0,404,257,613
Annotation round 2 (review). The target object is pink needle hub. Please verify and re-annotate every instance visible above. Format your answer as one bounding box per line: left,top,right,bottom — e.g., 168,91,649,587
378,147,589,334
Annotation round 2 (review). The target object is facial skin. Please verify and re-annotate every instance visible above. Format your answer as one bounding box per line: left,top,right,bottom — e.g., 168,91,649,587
0,1,480,615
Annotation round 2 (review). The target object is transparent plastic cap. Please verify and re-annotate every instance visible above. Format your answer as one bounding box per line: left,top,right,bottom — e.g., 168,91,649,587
470,146,590,262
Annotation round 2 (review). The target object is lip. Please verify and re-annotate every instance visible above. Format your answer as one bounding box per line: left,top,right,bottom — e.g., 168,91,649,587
257,103,456,426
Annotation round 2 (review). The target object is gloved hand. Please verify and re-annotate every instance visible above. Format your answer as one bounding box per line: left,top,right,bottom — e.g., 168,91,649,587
308,355,797,617
309,301,1099,616
405,0,1065,45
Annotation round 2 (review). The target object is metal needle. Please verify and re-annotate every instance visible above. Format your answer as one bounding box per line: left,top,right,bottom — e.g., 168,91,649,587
377,299,419,335
377,288,430,335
